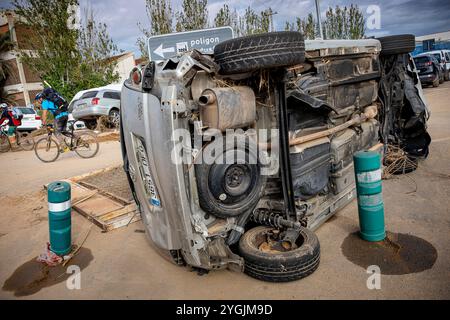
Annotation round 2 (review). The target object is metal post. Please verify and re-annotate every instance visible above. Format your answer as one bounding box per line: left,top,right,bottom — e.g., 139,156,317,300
48,181,72,255
353,151,386,242
315,0,324,39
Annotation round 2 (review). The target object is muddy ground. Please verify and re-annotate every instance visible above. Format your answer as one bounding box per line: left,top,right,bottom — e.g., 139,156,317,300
0,83,449,299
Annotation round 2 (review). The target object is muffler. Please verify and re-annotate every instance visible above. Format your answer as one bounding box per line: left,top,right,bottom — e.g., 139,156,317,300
198,86,256,131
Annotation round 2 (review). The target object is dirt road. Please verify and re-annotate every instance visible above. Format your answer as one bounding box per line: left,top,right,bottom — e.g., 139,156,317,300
0,141,122,196
0,83,449,299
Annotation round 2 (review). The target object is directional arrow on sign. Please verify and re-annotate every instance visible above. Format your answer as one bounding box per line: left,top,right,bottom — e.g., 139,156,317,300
153,44,175,58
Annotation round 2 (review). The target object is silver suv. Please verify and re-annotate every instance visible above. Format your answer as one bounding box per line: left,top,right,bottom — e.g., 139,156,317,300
71,89,121,129
120,32,429,282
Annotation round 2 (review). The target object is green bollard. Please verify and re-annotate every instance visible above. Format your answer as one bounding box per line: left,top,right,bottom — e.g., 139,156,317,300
353,151,386,242
47,181,72,256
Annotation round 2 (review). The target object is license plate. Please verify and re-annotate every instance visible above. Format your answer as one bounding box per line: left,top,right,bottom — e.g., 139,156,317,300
78,103,87,109
134,137,161,207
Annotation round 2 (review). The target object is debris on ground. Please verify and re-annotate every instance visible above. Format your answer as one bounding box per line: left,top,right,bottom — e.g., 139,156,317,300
36,243,63,267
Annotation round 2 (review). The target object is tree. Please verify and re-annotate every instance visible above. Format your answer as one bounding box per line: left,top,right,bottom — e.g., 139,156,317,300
324,4,365,39
137,0,173,58
77,7,120,90
240,6,275,36
284,14,316,40
175,0,208,32
0,31,14,103
11,0,119,100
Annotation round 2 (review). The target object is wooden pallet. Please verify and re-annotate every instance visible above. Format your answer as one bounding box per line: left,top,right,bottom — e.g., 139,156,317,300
70,181,140,232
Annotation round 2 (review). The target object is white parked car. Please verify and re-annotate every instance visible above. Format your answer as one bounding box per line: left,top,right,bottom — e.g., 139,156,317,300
17,106,42,131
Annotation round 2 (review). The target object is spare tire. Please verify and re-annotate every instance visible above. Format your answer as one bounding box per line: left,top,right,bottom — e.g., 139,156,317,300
195,137,266,218
214,31,305,75
377,34,415,56
239,226,320,282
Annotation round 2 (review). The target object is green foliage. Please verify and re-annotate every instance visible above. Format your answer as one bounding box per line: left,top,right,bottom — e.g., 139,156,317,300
0,30,14,104
213,5,275,37
137,0,173,58
324,4,365,39
11,0,119,101
176,0,208,32
284,4,365,40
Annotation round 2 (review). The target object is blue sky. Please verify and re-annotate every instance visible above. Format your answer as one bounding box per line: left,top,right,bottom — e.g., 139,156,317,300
4,0,450,57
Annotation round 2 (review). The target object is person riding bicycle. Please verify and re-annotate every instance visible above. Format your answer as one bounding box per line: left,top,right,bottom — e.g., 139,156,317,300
35,89,69,152
0,102,23,143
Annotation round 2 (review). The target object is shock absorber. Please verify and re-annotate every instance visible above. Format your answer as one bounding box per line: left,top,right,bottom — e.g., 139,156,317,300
251,209,302,230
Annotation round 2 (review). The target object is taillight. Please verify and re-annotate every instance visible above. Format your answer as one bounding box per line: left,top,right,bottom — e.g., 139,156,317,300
425,61,432,66
132,69,141,85
35,115,41,120
91,97,100,105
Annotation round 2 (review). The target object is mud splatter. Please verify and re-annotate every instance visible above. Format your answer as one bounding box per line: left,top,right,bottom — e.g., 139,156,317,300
341,231,437,275
2,247,93,297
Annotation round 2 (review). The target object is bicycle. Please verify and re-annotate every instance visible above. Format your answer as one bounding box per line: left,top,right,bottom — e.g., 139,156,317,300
0,119,35,153
34,120,99,162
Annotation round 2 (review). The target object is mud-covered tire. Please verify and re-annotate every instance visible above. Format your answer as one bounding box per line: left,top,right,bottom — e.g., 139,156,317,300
214,31,305,75
239,226,320,282
377,34,415,56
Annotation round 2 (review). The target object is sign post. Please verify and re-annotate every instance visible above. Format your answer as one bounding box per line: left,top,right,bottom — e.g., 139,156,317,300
147,26,234,61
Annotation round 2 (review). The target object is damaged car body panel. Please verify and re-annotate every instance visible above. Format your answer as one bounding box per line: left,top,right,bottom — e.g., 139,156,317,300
120,32,430,280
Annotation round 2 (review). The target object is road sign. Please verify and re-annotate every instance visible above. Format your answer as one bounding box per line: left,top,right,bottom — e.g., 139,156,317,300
147,26,233,61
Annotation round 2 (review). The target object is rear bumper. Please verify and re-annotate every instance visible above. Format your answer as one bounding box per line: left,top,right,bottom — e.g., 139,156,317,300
72,105,110,119
418,72,438,84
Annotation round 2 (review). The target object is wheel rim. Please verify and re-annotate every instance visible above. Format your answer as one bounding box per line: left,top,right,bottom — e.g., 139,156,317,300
75,133,98,158
35,138,59,162
17,132,34,151
110,111,120,128
0,135,11,152
251,228,305,254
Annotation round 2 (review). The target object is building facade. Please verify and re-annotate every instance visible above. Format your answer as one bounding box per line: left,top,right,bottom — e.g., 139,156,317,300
412,30,450,56
1,11,43,106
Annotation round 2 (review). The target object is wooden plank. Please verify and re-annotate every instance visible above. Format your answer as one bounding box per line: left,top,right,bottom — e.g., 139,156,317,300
75,195,123,218
77,180,131,205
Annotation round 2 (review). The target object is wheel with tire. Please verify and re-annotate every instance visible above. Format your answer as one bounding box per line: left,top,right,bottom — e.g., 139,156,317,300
16,131,35,151
377,34,415,56
445,70,449,81
0,134,11,153
195,136,266,218
109,109,120,128
74,131,99,159
439,72,444,84
432,73,440,87
239,226,320,282
214,31,305,75
84,119,97,130
34,136,60,162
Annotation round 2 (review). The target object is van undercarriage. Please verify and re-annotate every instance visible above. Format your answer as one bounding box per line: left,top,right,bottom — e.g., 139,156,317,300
120,32,430,281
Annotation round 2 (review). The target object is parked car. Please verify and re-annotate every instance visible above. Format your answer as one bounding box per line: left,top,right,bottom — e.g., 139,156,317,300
442,50,450,80
413,54,444,87
16,106,41,131
120,33,430,281
425,50,449,81
71,85,121,129
66,113,86,131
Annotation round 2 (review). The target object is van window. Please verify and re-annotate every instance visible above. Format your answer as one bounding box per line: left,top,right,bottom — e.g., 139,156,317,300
445,52,450,62
414,56,430,64
103,91,121,100
18,107,35,114
432,54,441,62
80,91,99,99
